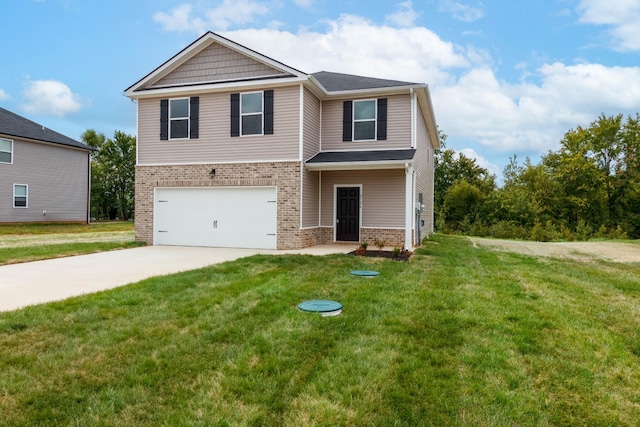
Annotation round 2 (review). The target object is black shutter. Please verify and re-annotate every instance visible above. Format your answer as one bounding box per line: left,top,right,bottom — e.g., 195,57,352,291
189,96,199,139
377,98,387,140
342,100,352,142
264,90,274,135
160,99,169,140
230,93,240,137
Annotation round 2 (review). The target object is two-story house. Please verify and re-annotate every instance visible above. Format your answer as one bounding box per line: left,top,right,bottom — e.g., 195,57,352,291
125,32,438,250
0,107,93,224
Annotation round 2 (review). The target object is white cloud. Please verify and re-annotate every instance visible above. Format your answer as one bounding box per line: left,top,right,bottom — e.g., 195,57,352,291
456,148,501,176
222,15,469,85
433,62,640,155
577,0,640,51
0,89,9,101
154,1,270,33
438,0,485,22
21,79,83,117
385,1,419,28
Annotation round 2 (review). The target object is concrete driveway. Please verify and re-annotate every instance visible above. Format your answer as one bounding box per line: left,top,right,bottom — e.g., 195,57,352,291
0,244,355,312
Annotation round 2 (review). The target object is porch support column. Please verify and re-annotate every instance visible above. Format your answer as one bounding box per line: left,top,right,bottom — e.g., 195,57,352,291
405,164,414,251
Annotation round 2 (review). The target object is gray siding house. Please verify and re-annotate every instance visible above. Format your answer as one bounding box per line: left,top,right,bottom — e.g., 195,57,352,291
125,32,439,250
0,107,93,223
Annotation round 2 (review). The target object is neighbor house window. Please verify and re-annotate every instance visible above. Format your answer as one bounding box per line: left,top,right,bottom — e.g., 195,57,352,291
13,184,27,208
0,138,12,164
160,97,199,140
343,98,387,142
230,90,274,137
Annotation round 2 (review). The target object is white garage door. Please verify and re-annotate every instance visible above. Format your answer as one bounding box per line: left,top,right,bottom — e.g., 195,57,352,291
154,187,277,249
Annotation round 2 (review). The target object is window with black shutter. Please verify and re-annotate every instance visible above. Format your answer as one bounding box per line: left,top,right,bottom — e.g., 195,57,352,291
231,90,274,137
342,98,387,142
160,97,199,140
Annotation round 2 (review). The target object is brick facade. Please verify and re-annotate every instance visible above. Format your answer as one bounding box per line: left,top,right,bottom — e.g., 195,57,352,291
136,162,412,250
360,228,406,248
136,161,305,250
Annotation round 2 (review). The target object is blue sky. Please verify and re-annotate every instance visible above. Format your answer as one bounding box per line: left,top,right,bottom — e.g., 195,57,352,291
2,0,639,179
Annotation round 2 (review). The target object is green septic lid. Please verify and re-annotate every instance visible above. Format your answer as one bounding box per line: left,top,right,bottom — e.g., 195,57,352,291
350,270,380,277
298,300,343,316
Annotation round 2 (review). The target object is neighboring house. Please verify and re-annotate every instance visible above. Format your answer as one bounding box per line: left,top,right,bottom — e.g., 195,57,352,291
125,32,439,250
0,107,93,223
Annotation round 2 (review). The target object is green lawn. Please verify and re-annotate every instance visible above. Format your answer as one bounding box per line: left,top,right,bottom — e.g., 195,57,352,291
0,221,133,235
2,235,640,426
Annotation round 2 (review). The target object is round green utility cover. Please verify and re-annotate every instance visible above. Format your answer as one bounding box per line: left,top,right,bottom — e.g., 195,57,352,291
350,270,380,277
298,300,343,316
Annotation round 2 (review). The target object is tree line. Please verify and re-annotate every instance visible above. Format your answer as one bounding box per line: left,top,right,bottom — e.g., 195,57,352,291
436,113,640,240
81,129,135,222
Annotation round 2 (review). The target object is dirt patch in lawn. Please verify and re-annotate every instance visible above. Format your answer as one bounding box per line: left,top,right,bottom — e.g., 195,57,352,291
0,231,134,248
468,237,640,264
348,250,413,261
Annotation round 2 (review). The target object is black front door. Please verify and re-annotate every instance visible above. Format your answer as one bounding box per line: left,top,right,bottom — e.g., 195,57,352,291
336,187,360,241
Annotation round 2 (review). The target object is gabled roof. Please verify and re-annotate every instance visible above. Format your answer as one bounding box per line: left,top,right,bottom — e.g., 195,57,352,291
0,107,92,151
125,31,308,96
311,71,419,92
306,149,416,170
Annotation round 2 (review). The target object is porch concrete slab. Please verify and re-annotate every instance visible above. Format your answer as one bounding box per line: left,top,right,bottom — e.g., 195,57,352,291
0,244,356,313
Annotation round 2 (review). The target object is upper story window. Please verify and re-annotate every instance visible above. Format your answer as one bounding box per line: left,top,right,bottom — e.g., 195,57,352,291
13,184,27,208
241,92,264,136
0,138,13,164
231,90,274,137
160,97,199,140
343,98,387,142
170,98,189,139
353,100,377,141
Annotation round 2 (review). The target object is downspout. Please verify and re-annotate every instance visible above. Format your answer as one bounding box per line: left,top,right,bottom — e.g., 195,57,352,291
87,151,91,224
405,163,414,250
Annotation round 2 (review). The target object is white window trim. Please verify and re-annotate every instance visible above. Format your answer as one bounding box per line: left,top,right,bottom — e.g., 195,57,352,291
169,98,190,140
240,91,264,137
352,99,377,142
13,184,28,209
0,138,13,164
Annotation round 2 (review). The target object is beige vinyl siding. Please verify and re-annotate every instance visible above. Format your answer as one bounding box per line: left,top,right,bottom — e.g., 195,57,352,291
321,94,412,151
138,85,300,164
319,169,405,229
414,109,434,235
302,88,321,160
151,42,287,88
0,138,89,222
301,169,320,227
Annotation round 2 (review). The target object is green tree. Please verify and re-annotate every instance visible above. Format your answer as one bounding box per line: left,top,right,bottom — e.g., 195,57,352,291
82,130,136,221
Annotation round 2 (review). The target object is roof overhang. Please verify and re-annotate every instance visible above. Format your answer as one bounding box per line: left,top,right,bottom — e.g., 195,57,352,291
305,149,416,171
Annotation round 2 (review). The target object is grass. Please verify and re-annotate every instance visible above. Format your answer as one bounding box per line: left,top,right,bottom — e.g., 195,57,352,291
0,241,145,265
2,235,640,425
0,221,139,265
0,221,133,235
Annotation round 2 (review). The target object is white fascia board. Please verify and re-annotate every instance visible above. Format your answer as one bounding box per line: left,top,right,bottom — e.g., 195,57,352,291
127,76,308,99
305,159,412,171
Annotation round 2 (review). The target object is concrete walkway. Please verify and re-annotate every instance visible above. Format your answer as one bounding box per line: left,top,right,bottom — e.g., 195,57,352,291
0,244,356,312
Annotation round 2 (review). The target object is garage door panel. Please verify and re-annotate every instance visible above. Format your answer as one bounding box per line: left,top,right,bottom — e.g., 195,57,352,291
154,187,277,249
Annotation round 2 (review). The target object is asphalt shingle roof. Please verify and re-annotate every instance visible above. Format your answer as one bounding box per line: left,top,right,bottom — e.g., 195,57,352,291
311,71,419,92
306,149,416,164
0,107,92,150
